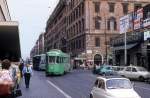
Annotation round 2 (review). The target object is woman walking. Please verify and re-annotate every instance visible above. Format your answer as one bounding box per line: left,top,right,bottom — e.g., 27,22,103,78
22,64,32,88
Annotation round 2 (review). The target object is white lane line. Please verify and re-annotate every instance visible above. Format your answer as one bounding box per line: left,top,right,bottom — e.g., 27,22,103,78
134,86,150,91
47,80,72,98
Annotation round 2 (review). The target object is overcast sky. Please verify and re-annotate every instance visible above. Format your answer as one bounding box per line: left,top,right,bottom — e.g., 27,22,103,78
7,0,59,59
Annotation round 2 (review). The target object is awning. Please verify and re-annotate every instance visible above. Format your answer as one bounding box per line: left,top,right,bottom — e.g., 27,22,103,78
113,43,138,51
0,21,21,61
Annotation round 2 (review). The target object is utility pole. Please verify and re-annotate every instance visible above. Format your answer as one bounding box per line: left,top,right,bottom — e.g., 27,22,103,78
104,14,108,64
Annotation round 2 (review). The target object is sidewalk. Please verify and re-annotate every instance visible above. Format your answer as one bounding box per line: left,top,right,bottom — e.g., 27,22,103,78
19,71,65,98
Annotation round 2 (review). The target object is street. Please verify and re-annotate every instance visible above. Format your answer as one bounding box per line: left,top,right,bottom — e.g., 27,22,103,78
19,69,150,98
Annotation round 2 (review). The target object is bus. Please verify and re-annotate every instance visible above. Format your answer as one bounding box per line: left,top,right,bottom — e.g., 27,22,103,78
45,49,72,76
39,54,46,70
32,55,41,70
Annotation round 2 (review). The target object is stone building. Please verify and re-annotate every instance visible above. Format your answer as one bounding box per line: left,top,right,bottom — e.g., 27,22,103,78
45,0,150,67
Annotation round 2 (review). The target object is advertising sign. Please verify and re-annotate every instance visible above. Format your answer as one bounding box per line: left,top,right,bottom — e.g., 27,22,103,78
128,13,134,32
120,15,129,34
144,31,150,41
134,8,143,30
143,18,150,27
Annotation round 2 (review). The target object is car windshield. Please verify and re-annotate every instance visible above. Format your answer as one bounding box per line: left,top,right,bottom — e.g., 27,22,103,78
106,79,132,89
137,67,147,72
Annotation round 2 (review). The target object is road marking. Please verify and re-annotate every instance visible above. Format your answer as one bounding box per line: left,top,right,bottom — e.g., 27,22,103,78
134,86,150,91
47,80,72,98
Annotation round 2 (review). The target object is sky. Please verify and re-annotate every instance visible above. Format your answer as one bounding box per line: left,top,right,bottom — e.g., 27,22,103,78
7,0,59,59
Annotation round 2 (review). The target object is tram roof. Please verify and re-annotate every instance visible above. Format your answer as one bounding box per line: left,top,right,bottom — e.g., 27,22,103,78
46,49,69,57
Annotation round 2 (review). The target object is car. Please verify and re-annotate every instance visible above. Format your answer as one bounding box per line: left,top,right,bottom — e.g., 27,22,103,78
95,65,114,75
118,66,150,81
111,66,125,72
90,76,141,98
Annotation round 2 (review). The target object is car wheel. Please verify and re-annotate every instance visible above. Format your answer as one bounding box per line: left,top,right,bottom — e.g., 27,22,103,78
90,94,93,98
139,76,145,82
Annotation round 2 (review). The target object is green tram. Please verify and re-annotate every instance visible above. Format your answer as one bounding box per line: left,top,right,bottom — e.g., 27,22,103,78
45,49,72,76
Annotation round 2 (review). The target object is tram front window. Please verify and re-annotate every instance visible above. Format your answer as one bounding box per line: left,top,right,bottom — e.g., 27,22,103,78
48,56,55,64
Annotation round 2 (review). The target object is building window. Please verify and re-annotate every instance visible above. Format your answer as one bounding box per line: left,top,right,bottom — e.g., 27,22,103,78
79,40,81,48
79,6,81,17
122,3,128,14
95,16,101,30
109,3,115,13
81,2,84,15
79,21,81,33
95,37,100,47
134,4,142,11
82,19,85,32
94,2,100,13
107,17,117,30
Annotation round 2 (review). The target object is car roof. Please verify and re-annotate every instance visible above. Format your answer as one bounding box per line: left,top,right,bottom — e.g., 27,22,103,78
97,75,128,81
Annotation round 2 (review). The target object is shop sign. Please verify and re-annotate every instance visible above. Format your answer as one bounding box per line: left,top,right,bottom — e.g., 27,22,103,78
128,13,134,32
134,8,143,30
120,15,129,34
86,50,92,54
143,18,150,27
144,31,150,41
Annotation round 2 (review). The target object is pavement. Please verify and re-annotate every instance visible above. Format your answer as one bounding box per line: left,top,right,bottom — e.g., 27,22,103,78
18,69,150,98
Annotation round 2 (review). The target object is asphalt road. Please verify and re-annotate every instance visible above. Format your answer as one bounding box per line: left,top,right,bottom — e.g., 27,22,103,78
19,69,150,98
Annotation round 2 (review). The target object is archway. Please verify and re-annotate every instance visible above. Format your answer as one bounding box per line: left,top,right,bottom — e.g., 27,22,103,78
94,54,102,65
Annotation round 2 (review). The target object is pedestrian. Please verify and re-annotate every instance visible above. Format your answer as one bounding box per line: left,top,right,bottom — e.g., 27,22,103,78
22,63,32,88
0,59,14,98
19,60,24,78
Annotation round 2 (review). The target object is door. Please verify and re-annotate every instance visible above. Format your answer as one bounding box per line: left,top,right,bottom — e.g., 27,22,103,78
124,67,132,78
94,54,102,65
131,67,138,79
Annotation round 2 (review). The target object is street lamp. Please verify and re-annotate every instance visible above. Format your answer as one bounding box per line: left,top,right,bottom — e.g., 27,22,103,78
104,15,108,64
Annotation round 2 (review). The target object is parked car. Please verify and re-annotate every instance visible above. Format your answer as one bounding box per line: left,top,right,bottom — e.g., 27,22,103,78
118,66,150,81
90,76,141,98
93,65,114,75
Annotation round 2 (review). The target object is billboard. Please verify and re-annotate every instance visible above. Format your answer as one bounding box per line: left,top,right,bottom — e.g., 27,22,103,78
120,15,129,34
134,8,143,30
143,4,150,27
144,31,150,41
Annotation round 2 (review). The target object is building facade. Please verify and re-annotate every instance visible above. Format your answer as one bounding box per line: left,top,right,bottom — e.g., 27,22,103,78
30,33,45,58
45,0,150,67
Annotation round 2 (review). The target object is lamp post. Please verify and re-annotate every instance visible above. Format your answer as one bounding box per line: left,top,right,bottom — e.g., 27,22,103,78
104,15,108,64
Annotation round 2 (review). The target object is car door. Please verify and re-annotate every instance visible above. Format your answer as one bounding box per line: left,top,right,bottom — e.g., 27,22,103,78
93,79,106,98
131,67,139,79
124,67,132,78
92,79,99,98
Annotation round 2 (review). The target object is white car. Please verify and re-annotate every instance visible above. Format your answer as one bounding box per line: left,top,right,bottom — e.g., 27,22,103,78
90,76,141,98
118,66,150,81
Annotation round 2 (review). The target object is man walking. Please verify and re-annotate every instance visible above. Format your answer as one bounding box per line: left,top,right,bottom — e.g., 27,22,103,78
22,64,32,88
